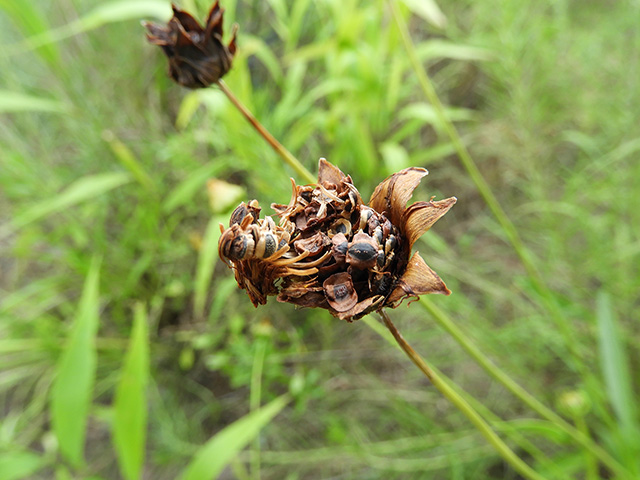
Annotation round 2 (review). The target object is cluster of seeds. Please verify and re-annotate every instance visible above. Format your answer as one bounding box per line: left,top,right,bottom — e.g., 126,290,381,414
218,159,456,321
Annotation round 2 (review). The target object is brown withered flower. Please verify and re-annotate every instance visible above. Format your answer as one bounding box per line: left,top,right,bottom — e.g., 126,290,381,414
144,2,237,88
218,159,456,322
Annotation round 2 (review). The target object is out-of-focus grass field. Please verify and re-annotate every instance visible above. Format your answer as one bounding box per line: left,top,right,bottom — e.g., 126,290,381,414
1,0,639,479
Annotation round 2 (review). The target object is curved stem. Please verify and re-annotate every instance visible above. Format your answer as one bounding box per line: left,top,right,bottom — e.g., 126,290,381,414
378,309,547,480
388,0,585,369
216,80,316,184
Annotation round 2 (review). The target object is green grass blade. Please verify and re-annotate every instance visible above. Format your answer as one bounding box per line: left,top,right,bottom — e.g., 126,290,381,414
193,217,225,319
12,0,171,54
162,163,224,213
50,258,101,468
102,131,157,194
180,395,290,480
113,302,150,480
400,0,447,29
3,172,131,238
0,90,68,113
0,450,46,480
0,0,60,66
596,292,638,432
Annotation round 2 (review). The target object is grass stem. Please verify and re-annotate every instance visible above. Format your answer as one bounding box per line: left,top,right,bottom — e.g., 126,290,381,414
389,0,585,368
420,297,632,479
379,309,547,480
216,80,316,184
250,338,268,480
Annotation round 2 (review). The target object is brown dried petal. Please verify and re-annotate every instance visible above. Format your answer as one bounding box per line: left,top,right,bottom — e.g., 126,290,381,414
294,232,330,256
369,167,428,227
318,157,347,186
386,252,451,307
277,291,327,308
336,295,385,321
402,197,457,250
172,4,204,34
205,1,224,37
323,272,358,312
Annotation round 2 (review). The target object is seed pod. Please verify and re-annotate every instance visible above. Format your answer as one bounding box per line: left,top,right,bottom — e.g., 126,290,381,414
254,231,278,258
144,2,238,88
347,232,380,270
219,228,255,261
229,200,261,226
294,232,331,256
359,207,374,231
323,272,358,312
331,233,348,264
385,235,397,254
219,158,456,320
329,218,352,237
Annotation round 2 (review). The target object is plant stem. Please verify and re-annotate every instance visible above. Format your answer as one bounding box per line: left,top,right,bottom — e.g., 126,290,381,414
420,297,632,480
378,309,547,480
250,338,268,480
389,1,584,368
216,79,316,184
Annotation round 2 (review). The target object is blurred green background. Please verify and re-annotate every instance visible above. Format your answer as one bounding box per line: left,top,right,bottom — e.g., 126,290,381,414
1,0,639,479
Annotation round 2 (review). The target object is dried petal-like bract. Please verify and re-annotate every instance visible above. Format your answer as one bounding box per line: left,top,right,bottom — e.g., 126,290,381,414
219,158,456,321
144,2,237,88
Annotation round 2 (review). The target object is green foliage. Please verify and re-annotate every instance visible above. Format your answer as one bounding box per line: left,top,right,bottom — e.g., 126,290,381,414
113,303,150,480
180,395,289,480
50,258,101,468
1,0,639,478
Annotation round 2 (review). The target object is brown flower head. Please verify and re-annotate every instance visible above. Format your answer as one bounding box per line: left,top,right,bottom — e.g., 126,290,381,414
144,2,237,88
218,159,456,321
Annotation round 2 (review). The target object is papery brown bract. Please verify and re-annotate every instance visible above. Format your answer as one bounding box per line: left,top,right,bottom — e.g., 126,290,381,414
219,159,456,321
144,2,237,88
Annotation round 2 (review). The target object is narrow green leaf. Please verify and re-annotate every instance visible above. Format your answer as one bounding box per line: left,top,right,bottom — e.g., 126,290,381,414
13,0,171,54
596,292,638,431
113,303,150,480
3,172,131,238
400,0,447,29
181,395,290,480
80,0,171,29
0,90,68,113
417,40,495,62
50,258,101,468
175,92,203,131
0,0,60,66
193,217,225,318
0,450,46,480
163,164,223,213
102,131,157,194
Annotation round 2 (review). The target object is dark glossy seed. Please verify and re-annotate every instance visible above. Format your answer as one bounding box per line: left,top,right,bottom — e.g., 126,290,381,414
348,242,378,262
373,226,383,244
230,236,249,259
385,235,397,253
262,233,278,257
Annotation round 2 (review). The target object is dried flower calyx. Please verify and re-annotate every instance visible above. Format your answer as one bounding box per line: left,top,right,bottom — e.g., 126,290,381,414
218,159,456,321
144,2,237,88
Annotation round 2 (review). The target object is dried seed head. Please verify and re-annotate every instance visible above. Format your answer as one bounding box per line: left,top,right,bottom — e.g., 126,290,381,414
144,2,238,88
218,158,456,320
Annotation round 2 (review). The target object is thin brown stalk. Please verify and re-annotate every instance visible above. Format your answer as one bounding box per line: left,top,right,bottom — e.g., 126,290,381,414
378,309,547,480
216,79,316,184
